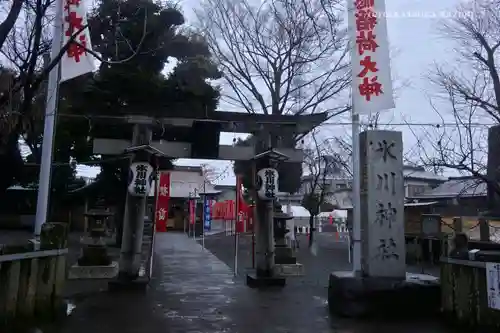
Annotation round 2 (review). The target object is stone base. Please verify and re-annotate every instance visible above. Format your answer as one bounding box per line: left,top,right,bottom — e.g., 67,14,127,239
108,276,149,292
275,256,297,264
246,273,286,288
328,271,440,318
274,263,304,276
68,261,118,279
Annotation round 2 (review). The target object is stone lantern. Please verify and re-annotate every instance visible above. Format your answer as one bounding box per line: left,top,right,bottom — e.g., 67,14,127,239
69,203,118,279
273,203,296,264
78,207,113,266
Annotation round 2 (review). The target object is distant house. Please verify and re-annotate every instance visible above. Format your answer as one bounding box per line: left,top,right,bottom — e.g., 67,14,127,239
297,165,446,209
411,176,487,217
403,165,447,198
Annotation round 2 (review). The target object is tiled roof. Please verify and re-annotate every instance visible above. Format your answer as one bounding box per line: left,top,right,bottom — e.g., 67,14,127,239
402,166,447,181
415,177,486,199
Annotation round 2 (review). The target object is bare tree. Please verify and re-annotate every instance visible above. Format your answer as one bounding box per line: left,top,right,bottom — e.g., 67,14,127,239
301,130,344,246
414,0,500,195
0,0,24,50
195,0,350,117
321,113,401,179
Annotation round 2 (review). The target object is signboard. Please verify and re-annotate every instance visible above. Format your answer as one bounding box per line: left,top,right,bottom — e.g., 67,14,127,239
348,0,394,114
203,197,212,231
155,171,170,232
486,262,500,310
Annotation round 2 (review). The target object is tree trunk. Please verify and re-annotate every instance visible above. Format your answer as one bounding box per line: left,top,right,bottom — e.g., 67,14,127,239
0,0,23,50
308,215,314,247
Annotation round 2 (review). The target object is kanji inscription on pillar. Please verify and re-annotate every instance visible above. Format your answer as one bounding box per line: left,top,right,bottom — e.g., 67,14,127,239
359,130,405,278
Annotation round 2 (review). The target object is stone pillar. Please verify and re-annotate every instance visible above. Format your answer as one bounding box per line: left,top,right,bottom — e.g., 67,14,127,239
255,199,274,277
452,217,463,233
479,217,490,241
118,124,152,281
359,130,405,279
487,125,500,217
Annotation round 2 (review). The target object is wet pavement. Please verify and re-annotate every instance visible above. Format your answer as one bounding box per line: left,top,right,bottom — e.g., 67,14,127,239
34,232,461,333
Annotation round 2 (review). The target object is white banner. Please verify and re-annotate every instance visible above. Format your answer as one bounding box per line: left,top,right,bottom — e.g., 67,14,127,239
486,262,500,310
60,0,95,82
348,0,395,114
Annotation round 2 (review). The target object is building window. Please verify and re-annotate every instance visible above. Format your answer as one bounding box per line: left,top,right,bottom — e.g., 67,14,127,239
407,185,426,197
336,183,347,189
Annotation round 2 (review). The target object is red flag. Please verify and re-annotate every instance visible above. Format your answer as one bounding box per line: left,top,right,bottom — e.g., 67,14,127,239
189,200,196,225
235,176,246,233
155,171,170,232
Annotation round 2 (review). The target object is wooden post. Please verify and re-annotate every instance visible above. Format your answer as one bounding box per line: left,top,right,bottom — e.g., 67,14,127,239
35,257,56,318
479,217,490,241
53,255,66,299
17,258,39,317
453,217,463,233
4,261,21,318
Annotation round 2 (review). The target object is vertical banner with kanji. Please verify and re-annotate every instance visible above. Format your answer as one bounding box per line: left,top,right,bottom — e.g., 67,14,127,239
189,199,196,225
155,171,170,232
61,0,95,82
349,0,394,114
235,175,244,233
203,197,212,231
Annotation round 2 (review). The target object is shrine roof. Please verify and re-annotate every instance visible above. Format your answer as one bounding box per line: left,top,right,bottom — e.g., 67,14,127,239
82,111,328,134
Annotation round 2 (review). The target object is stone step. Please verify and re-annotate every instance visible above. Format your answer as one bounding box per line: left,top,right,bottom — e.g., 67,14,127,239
274,263,304,277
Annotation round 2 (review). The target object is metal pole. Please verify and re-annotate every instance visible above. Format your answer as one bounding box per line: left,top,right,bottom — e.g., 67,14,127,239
202,182,206,249
351,112,362,273
193,189,197,240
234,181,240,276
251,225,255,269
234,232,239,276
34,0,63,237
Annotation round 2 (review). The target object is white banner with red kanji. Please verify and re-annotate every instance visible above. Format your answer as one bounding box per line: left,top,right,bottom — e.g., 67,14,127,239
60,0,95,82
349,0,394,114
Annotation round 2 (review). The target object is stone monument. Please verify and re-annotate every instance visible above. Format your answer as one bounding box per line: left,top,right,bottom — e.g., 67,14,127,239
327,130,440,318
487,125,500,218
360,130,405,278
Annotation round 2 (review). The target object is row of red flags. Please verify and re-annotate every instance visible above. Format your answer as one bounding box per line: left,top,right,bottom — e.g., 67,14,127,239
154,172,253,232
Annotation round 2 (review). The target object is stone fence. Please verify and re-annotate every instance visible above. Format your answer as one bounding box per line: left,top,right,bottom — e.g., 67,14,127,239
0,223,68,326
441,257,500,330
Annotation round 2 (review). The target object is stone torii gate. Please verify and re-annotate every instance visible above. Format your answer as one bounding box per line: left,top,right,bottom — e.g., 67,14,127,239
91,111,326,288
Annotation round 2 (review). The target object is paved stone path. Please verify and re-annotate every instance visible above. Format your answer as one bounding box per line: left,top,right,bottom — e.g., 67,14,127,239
35,232,459,333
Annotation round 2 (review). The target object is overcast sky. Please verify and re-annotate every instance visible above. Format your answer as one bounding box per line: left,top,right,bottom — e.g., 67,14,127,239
78,0,467,184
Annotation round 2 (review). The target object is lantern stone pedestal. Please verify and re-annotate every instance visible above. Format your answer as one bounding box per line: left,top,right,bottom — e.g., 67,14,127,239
69,208,118,280
273,203,295,264
273,203,304,277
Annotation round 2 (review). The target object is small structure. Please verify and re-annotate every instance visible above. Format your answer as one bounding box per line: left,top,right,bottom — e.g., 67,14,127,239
69,207,118,279
0,223,68,324
441,234,500,330
273,203,304,276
